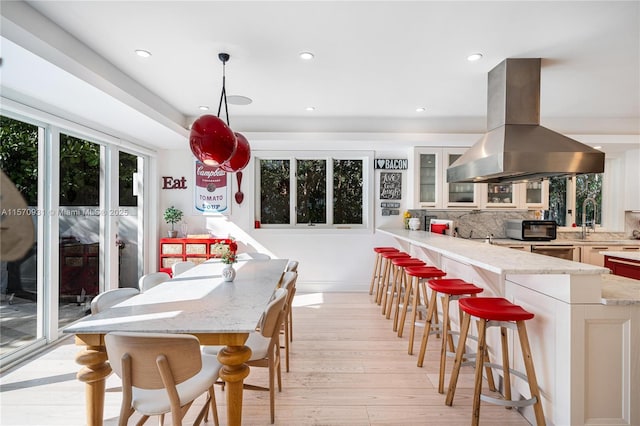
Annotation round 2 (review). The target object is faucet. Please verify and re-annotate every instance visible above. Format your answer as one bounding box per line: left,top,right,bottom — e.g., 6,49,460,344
581,197,597,239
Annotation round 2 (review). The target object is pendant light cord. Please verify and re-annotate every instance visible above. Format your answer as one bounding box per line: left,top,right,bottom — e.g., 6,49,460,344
217,55,230,127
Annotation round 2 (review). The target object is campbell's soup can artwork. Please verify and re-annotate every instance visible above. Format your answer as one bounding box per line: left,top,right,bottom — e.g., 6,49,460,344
195,161,229,213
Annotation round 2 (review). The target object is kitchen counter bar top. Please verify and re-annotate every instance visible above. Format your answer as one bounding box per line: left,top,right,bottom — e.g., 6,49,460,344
492,238,640,246
377,227,608,275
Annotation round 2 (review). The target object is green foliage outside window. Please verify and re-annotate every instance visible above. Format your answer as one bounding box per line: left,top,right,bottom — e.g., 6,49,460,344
548,174,602,227
575,174,602,226
259,156,364,226
260,159,290,224
296,160,326,224
334,159,363,224
0,116,39,205
59,134,100,206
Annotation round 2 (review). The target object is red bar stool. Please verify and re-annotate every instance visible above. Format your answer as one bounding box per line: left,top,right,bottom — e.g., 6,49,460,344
446,297,546,426
386,257,426,330
397,266,446,354
369,247,398,296
416,279,494,395
376,251,410,306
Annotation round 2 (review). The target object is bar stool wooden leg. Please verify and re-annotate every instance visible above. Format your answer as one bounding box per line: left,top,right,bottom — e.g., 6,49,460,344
369,252,382,295
416,289,438,364
376,258,391,306
500,325,512,404
471,318,488,426
517,321,546,426
445,312,471,406
397,276,413,338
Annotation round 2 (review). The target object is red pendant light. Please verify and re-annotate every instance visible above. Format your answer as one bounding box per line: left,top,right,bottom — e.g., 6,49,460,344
189,115,236,166
220,132,251,172
189,53,242,166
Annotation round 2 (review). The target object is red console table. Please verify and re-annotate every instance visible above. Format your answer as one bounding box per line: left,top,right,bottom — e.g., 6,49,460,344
159,238,232,275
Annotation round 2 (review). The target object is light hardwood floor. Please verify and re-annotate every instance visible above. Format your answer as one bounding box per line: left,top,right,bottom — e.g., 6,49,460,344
0,292,530,425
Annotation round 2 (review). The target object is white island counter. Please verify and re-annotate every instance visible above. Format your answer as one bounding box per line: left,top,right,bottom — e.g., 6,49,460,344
378,228,639,426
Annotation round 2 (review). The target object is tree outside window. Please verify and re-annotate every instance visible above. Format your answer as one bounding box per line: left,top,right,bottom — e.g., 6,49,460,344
258,155,365,227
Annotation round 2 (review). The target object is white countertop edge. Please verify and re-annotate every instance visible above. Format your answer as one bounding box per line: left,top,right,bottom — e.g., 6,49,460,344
378,228,609,276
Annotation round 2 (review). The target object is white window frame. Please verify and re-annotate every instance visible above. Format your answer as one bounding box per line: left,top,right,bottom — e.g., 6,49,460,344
254,150,374,230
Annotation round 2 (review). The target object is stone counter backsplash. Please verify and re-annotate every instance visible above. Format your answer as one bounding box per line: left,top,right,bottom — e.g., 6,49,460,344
407,209,640,241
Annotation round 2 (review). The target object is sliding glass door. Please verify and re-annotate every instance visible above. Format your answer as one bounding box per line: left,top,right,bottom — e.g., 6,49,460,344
0,115,41,355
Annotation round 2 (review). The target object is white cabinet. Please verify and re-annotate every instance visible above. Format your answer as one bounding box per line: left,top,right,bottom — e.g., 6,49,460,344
520,180,549,209
411,147,548,210
411,148,441,207
581,245,640,267
443,150,479,207
482,183,519,208
411,147,479,208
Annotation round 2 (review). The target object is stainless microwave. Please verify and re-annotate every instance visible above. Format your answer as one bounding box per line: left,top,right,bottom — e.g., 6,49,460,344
505,220,557,241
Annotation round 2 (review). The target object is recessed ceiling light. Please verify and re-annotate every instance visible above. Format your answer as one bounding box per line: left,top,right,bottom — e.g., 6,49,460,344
305,106,316,111
467,53,483,62
199,106,209,111
416,107,426,112
227,95,253,105
135,49,152,58
593,145,602,150
299,52,315,60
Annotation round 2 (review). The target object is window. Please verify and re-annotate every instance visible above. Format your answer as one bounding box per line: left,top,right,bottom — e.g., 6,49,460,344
548,174,602,227
258,153,369,228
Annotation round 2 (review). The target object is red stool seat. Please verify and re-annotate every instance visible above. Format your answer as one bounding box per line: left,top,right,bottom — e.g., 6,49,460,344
405,266,446,278
370,248,399,296
374,247,399,253
381,251,410,259
458,297,535,322
391,258,426,267
428,279,484,296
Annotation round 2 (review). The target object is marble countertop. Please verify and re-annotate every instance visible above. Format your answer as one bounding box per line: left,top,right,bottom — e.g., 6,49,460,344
377,228,608,275
601,251,640,261
492,239,640,246
601,273,640,305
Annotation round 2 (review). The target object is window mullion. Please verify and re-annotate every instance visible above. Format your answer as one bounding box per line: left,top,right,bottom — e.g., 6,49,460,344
290,158,297,226
326,158,334,226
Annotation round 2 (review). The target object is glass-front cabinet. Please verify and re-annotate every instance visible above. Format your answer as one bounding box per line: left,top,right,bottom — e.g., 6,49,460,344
411,147,549,210
521,180,549,208
484,183,518,207
411,147,479,208
443,151,478,207
418,151,438,205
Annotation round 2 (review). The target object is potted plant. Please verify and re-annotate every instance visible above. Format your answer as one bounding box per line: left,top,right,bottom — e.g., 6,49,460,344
163,206,183,238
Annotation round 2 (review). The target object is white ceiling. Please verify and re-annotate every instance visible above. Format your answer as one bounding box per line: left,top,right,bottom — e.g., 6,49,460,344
1,1,639,150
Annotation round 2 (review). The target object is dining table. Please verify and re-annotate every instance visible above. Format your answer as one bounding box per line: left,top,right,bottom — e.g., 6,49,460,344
63,256,288,426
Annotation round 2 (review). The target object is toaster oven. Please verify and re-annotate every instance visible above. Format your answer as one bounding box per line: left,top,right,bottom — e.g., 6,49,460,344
505,220,557,241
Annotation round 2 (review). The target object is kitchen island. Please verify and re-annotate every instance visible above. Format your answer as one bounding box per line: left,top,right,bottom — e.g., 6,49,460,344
378,228,639,426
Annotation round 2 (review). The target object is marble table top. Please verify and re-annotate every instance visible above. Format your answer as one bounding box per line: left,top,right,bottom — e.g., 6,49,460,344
64,258,288,336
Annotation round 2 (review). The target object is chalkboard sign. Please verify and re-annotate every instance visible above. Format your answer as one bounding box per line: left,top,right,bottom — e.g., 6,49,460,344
380,172,401,200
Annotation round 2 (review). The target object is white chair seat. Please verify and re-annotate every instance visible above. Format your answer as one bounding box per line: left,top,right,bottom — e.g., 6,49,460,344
132,353,221,415
202,333,268,361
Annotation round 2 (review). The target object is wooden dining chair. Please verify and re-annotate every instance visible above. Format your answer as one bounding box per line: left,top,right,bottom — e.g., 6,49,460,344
203,288,288,424
90,287,139,314
278,271,298,372
139,271,170,292
171,260,196,277
285,260,298,272
105,331,221,426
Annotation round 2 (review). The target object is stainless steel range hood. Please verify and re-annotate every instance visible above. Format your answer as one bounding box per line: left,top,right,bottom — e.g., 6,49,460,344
447,58,605,183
